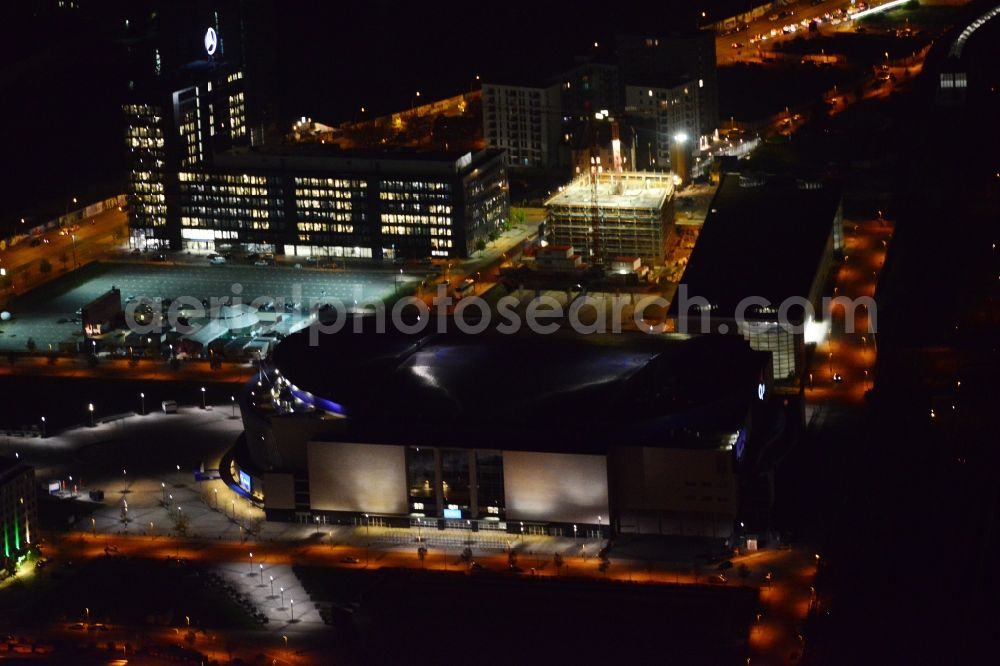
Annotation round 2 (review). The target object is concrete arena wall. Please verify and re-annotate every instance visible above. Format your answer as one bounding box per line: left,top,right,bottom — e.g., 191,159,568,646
307,442,408,515
502,450,609,524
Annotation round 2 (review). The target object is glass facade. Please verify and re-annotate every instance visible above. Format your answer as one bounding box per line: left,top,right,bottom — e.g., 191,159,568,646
404,447,508,519
406,447,437,517
294,177,367,247
124,103,167,244
738,320,799,381
379,179,454,256
440,449,471,515
475,450,505,519
178,172,284,251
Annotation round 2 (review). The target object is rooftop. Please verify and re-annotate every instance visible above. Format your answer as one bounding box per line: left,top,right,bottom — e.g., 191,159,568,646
545,172,674,212
0,457,32,484
215,146,504,177
674,172,841,320
269,318,769,454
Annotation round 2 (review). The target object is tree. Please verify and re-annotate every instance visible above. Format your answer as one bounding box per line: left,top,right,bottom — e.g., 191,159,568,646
474,238,487,255
25,337,37,353
488,230,500,245
417,546,427,568
39,259,53,275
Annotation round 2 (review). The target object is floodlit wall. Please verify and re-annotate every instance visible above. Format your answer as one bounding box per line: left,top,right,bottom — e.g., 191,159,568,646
307,442,408,514
502,451,609,524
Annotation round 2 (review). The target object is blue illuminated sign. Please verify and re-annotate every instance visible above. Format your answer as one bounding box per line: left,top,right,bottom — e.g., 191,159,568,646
443,508,462,519
734,429,747,461
238,470,251,492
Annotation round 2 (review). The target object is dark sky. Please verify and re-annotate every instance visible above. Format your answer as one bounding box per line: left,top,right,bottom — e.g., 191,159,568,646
0,0,727,224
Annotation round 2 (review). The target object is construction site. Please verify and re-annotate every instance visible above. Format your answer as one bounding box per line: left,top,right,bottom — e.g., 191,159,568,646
544,170,675,265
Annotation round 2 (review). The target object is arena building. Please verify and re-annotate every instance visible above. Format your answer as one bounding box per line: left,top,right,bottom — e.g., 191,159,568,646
229,319,779,541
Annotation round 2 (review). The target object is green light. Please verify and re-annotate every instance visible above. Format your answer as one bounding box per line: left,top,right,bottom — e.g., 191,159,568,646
3,520,8,558
13,516,19,552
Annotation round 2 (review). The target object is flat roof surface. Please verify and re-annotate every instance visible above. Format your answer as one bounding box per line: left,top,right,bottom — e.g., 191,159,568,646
272,319,768,454
217,146,504,176
0,457,31,483
545,173,673,212
675,172,841,319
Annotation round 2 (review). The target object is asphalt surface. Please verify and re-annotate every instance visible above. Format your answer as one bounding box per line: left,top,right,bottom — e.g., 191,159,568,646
0,262,413,352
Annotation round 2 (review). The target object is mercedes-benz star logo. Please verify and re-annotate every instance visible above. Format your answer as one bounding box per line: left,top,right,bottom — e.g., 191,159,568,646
204,27,218,56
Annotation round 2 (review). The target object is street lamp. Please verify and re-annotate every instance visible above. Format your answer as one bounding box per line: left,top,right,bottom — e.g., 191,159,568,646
249,551,254,572
259,563,264,584
364,513,369,537
230,395,236,418
140,392,145,416
87,403,95,427
269,575,274,596
289,599,294,621
213,488,218,508
200,386,206,409
280,586,285,607
161,482,166,504
40,416,46,438
122,468,127,494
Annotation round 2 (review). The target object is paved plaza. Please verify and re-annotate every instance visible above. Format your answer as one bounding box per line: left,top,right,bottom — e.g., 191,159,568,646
14,404,600,559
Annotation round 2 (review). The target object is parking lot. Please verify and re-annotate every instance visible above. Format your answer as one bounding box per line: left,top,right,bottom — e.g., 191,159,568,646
0,261,415,352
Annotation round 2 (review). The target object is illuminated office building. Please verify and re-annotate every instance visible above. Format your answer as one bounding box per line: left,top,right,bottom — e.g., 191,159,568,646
125,28,508,259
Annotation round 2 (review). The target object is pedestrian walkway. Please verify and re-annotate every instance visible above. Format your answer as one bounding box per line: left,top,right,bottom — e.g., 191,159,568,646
213,562,321,635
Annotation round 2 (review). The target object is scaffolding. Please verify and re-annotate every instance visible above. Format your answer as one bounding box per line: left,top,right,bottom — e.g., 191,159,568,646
544,172,675,264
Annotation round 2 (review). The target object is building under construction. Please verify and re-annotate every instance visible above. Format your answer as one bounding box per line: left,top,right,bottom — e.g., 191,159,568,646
544,171,675,264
